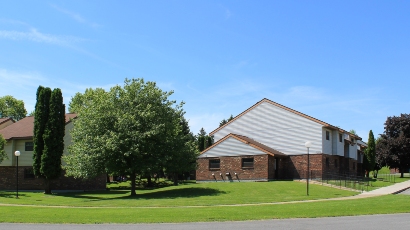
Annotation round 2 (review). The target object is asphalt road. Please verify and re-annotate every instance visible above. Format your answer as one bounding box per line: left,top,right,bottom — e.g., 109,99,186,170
1,213,410,230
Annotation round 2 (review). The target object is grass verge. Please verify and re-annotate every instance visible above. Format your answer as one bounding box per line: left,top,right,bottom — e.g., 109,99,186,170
0,195,409,223
0,181,358,207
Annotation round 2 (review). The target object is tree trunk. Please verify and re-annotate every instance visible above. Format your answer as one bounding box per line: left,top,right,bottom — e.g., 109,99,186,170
146,175,153,187
400,168,404,178
44,178,51,194
173,173,178,186
130,173,136,196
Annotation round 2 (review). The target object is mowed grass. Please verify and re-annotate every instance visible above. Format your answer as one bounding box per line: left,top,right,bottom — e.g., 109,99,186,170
0,181,358,207
0,195,409,223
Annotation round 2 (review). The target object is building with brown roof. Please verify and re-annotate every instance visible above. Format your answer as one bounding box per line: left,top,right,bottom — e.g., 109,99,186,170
0,114,106,191
0,117,14,130
197,98,367,182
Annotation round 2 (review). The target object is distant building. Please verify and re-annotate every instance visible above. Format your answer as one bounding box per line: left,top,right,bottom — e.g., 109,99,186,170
0,114,106,190
197,98,366,182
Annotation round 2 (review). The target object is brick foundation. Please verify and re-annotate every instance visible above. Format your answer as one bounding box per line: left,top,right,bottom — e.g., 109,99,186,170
196,153,363,182
196,155,277,181
0,166,106,190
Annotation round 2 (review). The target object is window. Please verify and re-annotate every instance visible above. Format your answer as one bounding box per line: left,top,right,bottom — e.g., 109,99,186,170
339,134,342,142
24,168,35,179
209,159,220,169
326,131,330,140
326,157,329,168
242,158,254,168
25,142,34,151
334,159,338,168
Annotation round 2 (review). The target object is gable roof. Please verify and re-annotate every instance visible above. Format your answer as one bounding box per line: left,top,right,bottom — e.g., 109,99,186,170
0,113,77,140
200,133,287,158
210,98,361,140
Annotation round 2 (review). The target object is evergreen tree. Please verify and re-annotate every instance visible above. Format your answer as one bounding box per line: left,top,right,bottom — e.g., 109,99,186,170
204,135,213,149
41,88,65,194
197,128,207,152
364,130,376,177
33,86,51,177
219,115,234,127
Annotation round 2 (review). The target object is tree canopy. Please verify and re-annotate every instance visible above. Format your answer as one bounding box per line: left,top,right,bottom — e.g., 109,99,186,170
0,95,27,121
196,128,213,152
219,114,234,127
376,114,410,178
64,78,198,195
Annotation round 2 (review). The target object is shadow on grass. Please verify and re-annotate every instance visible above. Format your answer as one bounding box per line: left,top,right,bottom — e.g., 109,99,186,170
55,187,225,201
0,192,28,198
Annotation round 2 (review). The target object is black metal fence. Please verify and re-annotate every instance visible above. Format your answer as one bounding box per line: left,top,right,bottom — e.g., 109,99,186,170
316,171,370,192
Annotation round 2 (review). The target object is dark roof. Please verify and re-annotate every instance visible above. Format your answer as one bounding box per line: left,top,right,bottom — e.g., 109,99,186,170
0,113,77,140
0,117,14,126
210,98,362,140
201,133,287,158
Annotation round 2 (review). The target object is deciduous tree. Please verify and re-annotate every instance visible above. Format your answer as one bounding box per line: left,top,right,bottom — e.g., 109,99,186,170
376,114,410,178
0,134,6,164
64,78,193,196
0,95,27,121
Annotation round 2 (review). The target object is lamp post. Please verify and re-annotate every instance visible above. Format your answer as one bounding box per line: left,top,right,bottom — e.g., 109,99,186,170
304,141,312,196
14,150,20,198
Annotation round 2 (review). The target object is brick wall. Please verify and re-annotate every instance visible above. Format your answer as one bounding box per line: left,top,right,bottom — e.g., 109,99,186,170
278,154,324,179
196,155,274,181
196,153,362,182
0,166,106,190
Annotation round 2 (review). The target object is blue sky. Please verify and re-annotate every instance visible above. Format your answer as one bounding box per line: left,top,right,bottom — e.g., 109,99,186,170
1,1,409,142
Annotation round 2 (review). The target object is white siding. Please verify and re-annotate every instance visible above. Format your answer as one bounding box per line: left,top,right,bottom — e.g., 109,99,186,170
213,102,323,155
322,129,332,155
331,130,338,154
336,132,345,156
349,143,358,160
198,137,266,158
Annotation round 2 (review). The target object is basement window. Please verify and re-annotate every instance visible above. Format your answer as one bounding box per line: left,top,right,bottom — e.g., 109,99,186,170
242,158,254,168
25,142,34,151
326,157,329,168
209,159,220,170
334,159,338,168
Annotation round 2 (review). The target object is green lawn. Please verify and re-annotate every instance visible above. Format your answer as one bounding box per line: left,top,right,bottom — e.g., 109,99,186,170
0,181,357,207
0,181,409,224
0,195,409,223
